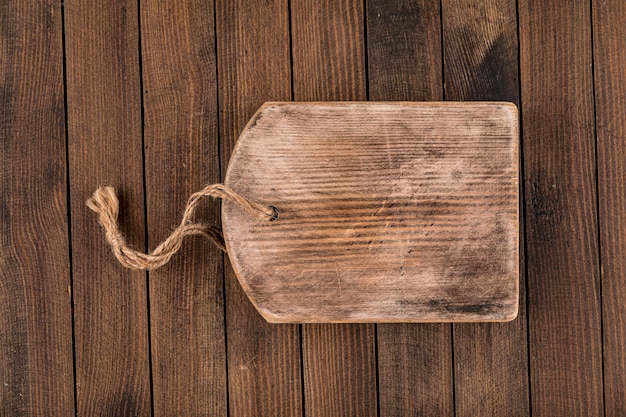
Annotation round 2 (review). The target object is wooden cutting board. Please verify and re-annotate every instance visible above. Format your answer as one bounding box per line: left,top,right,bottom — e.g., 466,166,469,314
222,102,519,323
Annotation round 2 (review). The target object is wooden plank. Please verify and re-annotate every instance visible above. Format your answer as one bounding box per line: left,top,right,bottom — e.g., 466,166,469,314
140,1,226,416
442,0,520,101
366,1,454,414
441,1,530,415
65,0,152,415
215,1,303,416
224,102,519,323
367,0,443,102
290,1,376,415
291,0,365,102
518,1,604,415
0,0,74,414
592,0,626,414
302,324,376,416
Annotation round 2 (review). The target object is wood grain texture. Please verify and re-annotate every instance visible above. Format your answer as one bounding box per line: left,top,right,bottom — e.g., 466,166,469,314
216,0,303,416
441,1,530,415
291,0,366,102
367,0,443,102
593,0,626,414
442,0,520,102
290,2,377,415
367,1,454,415
5,0,626,413
65,0,152,415
519,1,604,415
140,1,227,416
224,102,519,322
301,324,376,416
0,0,74,414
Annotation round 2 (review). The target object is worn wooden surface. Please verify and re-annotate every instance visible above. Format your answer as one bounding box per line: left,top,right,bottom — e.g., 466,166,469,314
290,2,377,415
368,1,455,415
216,1,303,417
3,0,626,415
520,1,604,415
223,102,519,323
65,0,152,415
594,1,626,414
140,1,227,415
0,0,74,414
441,0,531,415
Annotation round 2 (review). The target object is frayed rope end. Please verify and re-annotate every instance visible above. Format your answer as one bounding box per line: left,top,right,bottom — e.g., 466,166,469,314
87,184,276,271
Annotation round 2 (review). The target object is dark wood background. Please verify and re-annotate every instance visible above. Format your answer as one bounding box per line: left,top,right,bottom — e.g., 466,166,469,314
1,0,624,415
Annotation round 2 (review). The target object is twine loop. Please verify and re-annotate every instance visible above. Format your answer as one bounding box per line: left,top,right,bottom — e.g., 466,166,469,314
87,184,278,270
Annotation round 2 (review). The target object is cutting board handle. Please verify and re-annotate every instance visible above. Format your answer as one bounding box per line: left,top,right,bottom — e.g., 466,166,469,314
86,183,277,270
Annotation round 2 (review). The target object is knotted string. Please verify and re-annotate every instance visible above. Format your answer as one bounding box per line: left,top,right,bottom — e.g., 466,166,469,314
87,184,278,270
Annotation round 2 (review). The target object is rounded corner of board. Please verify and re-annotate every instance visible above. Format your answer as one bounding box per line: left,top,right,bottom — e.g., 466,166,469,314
498,303,520,322
255,307,293,324
499,101,520,122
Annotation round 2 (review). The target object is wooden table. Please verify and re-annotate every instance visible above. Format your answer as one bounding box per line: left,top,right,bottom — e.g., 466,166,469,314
2,0,623,415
